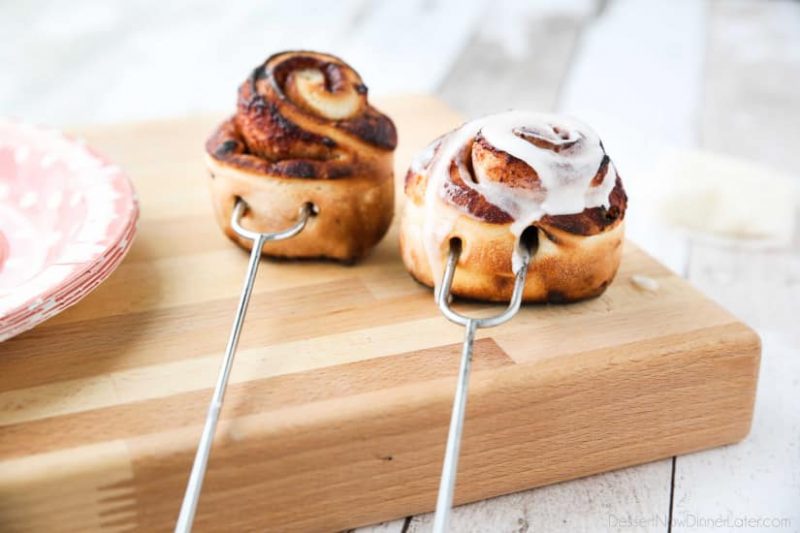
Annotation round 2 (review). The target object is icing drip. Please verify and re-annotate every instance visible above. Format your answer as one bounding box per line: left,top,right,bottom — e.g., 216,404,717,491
419,111,617,292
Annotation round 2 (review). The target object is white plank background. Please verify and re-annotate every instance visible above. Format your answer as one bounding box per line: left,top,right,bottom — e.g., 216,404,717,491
2,0,798,531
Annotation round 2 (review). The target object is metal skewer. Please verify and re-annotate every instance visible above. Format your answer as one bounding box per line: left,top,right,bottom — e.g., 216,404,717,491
175,199,314,533
432,238,532,533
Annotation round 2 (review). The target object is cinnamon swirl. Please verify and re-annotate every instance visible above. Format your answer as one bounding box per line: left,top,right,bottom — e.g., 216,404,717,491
206,51,398,261
400,111,627,302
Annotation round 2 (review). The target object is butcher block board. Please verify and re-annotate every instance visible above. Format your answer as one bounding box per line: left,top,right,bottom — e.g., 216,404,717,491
0,96,760,532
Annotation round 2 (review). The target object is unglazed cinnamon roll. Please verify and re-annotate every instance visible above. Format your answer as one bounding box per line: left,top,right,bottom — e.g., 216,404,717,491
206,51,397,261
400,111,627,303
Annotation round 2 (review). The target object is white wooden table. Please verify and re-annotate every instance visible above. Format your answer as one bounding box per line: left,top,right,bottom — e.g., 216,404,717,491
2,0,798,531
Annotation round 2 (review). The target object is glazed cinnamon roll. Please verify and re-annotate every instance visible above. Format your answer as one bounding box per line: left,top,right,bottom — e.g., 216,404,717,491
206,51,397,261
400,111,627,303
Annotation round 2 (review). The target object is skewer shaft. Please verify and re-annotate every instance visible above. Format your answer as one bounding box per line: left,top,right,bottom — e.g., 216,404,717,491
175,232,265,533
433,319,477,533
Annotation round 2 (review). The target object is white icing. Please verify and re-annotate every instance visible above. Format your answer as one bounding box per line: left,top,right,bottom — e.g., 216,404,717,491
631,274,660,293
419,111,616,292
409,138,438,175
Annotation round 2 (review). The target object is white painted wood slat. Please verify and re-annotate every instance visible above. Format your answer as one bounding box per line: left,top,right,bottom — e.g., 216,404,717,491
405,461,672,533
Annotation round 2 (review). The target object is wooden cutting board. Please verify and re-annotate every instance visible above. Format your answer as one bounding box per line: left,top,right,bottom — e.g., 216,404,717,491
0,96,760,533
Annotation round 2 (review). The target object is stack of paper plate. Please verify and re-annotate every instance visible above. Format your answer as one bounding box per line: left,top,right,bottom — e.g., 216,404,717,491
0,119,139,342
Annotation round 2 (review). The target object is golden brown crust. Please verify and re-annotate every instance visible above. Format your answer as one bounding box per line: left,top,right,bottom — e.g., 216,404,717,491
208,155,393,261
205,51,397,262
399,114,627,303
400,201,625,303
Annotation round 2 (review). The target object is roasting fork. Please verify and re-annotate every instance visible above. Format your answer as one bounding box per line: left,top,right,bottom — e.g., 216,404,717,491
432,237,532,533
175,199,314,533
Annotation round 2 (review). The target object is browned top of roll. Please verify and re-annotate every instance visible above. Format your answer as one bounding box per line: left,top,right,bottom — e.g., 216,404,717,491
404,113,627,236
206,51,397,180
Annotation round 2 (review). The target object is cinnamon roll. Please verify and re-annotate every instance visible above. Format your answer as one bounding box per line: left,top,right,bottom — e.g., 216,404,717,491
400,111,627,303
206,51,398,261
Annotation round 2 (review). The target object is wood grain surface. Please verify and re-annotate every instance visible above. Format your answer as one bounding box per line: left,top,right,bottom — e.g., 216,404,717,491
0,96,761,532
